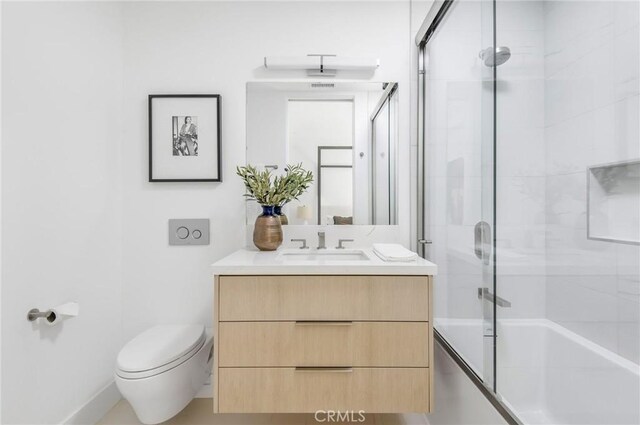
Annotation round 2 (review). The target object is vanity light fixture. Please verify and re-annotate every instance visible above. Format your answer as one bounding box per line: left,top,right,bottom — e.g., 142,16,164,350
264,54,380,77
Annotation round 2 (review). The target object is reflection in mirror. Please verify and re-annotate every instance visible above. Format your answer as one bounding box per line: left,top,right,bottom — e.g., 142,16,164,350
246,82,398,225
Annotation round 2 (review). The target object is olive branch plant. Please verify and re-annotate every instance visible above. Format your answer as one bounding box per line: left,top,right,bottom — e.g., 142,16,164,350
236,163,314,207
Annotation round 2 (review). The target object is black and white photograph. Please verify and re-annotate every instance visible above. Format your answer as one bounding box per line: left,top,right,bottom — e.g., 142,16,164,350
172,115,198,156
148,94,221,182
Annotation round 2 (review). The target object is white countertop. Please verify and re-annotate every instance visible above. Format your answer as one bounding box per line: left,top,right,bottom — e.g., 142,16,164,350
211,248,438,276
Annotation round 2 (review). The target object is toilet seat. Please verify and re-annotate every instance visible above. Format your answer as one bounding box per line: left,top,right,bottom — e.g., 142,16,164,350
116,325,206,379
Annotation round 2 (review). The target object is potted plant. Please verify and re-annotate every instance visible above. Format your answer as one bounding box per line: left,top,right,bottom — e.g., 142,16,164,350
237,163,313,251
274,164,314,225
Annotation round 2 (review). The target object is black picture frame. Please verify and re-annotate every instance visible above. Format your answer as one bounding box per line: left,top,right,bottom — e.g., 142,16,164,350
148,94,222,182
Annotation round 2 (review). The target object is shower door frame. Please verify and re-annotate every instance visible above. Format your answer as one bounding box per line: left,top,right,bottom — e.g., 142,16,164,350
415,1,519,424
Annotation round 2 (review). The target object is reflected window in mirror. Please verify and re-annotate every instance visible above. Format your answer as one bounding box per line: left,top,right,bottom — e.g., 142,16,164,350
246,82,398,225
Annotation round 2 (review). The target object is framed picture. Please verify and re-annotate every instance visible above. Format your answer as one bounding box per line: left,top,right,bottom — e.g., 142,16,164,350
149,94,222,182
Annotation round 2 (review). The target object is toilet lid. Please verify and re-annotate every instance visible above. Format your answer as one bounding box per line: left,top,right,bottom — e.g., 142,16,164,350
117,324,205,373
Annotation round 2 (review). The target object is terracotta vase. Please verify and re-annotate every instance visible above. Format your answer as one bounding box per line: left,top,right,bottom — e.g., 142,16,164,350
274,205,288,225
253,205,283,251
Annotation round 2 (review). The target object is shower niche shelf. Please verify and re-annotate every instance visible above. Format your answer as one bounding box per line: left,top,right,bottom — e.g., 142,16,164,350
587,159,640,245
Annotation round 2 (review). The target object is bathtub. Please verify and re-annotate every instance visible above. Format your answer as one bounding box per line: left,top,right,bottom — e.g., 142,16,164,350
436,318,640,425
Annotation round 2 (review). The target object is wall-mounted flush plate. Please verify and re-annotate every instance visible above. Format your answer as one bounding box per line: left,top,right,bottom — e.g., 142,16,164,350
169,219,210,246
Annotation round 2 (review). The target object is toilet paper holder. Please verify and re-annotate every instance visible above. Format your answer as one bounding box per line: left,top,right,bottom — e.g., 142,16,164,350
27,302,79,325
27,308,56,323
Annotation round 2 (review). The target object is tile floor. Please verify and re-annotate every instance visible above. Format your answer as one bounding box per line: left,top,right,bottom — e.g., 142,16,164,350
98,399,430,425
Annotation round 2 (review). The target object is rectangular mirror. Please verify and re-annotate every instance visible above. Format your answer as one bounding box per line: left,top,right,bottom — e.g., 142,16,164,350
246,82,398,225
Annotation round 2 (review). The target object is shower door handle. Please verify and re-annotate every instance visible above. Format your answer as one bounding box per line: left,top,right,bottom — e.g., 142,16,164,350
474,221,491,265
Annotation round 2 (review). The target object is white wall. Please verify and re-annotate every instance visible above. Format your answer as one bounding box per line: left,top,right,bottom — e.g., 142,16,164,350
1,2,124,423
120,1,412,342
0,2,414,422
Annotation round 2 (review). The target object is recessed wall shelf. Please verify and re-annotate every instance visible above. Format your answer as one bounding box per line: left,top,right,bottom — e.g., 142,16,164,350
587,159,640,245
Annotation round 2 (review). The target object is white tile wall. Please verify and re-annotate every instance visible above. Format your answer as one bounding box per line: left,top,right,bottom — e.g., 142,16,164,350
544,0,640,365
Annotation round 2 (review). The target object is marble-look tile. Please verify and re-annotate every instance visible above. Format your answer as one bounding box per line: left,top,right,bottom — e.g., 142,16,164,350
495,275,546,319
497,126,545,177
544,173,586,227
496,224,547,254
590,96,640,165
429,31,484,81
497,79,545,128
497,176,546,226
543,1,614,56
618,323,640,365
497,0,544,32
617,293,640,323
544,21,614,79
545,40,616,126
545,111,604,175
614,1,640,36
614,26,640,101
546,276,618,322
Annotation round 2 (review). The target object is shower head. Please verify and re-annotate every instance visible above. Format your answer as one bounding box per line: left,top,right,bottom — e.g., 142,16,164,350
479,46,511,67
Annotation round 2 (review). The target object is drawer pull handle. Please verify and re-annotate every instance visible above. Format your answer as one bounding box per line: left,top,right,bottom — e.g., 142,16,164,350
295,367,353,373
294,320,353,326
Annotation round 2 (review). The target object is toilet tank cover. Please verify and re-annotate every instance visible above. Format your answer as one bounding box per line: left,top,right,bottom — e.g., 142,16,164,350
117,324,205,372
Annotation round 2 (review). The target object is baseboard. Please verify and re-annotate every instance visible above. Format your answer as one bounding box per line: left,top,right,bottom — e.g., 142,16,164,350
62,381,122,425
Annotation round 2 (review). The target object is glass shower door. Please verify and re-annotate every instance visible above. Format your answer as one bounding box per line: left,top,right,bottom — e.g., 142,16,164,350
419,0,498,389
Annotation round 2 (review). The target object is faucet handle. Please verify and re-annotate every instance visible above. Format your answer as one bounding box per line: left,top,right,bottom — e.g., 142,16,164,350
336,239,354,249
291,238,309,249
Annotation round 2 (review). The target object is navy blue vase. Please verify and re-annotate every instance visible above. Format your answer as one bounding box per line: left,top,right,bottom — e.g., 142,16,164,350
273,205,289,225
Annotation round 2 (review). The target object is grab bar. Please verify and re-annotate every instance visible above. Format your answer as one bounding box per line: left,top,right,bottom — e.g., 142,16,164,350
477,287,511,308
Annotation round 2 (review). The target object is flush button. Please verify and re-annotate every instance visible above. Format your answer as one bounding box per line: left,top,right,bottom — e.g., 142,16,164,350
168,219,210,246
176,226,189,239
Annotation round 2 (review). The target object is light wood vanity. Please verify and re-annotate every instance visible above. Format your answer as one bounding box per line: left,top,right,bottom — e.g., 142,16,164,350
211,249,436,414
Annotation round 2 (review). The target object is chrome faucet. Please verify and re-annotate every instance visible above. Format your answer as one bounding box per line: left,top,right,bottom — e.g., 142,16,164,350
317,232,326,249
336,239,354,249
291,238,309,249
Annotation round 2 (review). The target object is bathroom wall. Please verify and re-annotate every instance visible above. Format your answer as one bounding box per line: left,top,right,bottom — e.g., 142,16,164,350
0,4,412,421
119,1,412,342
1,2,124,423
495,0,547,320
543,0,640,364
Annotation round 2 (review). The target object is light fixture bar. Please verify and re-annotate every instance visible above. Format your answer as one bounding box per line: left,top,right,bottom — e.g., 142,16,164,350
264,55,379,76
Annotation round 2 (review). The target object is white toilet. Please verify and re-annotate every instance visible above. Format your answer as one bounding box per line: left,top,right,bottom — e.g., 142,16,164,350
115,324,214,424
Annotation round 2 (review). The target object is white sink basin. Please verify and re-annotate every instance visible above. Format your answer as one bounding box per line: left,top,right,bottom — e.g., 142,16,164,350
278,249,370,262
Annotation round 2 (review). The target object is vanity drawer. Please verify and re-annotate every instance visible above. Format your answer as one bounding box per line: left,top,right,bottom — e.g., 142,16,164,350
218,275,429,321
218,367,430,413
218,321,429,367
